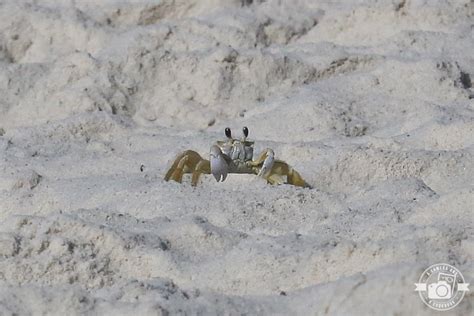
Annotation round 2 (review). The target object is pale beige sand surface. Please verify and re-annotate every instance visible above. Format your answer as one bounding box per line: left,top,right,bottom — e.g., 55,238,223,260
0,0,473,315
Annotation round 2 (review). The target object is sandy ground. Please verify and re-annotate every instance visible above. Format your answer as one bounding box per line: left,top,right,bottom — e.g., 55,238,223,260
0,0,473,315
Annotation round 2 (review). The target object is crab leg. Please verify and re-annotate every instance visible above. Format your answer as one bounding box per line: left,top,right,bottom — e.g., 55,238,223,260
164,150,208,184
269,160,308,187
248,150,308,187
191,159,211,186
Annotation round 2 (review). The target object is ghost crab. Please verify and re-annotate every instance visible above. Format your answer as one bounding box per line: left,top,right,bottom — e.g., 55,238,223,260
164,127,308,187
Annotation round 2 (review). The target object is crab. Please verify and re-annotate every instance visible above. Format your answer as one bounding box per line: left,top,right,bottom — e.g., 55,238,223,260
164,127,308,187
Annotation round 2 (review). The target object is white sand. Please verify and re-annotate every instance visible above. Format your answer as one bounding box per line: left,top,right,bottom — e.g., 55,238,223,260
0,0,473,314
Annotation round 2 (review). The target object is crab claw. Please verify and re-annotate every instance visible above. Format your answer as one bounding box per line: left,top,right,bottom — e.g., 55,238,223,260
257,148,274,177
210,145,228,182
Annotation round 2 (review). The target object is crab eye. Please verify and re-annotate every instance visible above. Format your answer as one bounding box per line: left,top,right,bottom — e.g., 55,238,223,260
243,126,249,137
225,127,232,138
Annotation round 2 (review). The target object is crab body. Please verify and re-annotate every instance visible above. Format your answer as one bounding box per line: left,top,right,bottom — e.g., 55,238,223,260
164,127,308,187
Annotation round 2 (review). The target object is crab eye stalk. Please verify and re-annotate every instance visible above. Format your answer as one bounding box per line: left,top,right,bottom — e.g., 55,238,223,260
243,126,249,138
225,127,232,139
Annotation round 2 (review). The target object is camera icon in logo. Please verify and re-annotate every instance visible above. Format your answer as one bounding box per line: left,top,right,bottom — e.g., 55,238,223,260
428,280,452,299
427,272,455,299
